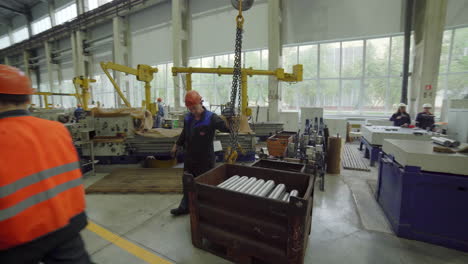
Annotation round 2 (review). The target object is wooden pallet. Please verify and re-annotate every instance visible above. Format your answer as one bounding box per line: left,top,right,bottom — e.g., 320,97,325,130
86,168,183,194
342,144,371,172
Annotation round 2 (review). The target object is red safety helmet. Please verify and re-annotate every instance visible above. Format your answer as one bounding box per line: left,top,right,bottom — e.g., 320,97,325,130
185,90,202,107
157,98,162,102
0,65,34,95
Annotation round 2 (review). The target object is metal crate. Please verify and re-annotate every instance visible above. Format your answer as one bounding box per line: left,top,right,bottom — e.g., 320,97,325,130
184,164,315,264
251,159,306,173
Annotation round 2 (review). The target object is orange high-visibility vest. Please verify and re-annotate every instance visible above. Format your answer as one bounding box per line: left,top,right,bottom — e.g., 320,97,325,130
0,111,86,250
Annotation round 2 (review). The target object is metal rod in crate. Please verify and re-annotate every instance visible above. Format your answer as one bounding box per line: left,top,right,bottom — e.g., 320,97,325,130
226,176,249,190
236,177,257,192
256,180,275,197
288,190,299,202
268,184,286,199
245,179,265,194
281,192,290,201
217,175,240,188
221,176,244,189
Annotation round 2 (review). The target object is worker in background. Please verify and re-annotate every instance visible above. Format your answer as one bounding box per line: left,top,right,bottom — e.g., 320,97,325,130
416,103,435,131
390,103,411,127
170,90,230,216
154,98,165,128
74,103,85,122
0,65,92,264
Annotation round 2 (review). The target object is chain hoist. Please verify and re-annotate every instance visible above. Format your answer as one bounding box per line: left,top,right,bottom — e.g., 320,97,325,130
225,0,246,164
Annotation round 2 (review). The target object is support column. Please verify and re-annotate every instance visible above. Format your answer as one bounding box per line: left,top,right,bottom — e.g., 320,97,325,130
267,0,282,122
113,16,130,106
48,0,56,27
409,0,448,118
4,56,10,65
76,0,86,15
23,50,31,79
172,0,191,109
75,31,89,77
44,41,55,96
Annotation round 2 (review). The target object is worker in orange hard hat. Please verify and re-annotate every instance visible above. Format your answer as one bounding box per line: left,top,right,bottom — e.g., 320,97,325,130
0,65,92,263
170,90,230,216
154,97,165,128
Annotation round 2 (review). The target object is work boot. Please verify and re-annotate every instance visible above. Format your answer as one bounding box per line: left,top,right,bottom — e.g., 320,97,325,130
171,194,189,216
170,207,189,216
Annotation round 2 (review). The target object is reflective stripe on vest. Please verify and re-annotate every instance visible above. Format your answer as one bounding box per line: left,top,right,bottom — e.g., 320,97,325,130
0,161,80,199
0,160,81,222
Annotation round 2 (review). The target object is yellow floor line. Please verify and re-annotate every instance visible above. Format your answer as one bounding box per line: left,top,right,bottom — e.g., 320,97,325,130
86,221,173,264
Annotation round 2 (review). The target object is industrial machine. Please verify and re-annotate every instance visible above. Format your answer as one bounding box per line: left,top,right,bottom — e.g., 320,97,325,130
376,139,468,252
287,116,328,191
100,62,159,115
29,107,73,123
66,107,179,164
360,125,446,166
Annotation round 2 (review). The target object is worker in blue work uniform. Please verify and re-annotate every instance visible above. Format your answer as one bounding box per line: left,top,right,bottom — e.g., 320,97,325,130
74,104,85,122
416,103,435,131
170,90,230,216
154,98,165,128
390,103,411,127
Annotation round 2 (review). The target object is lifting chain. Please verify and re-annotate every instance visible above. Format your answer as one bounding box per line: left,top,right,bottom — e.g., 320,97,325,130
226,0,245,164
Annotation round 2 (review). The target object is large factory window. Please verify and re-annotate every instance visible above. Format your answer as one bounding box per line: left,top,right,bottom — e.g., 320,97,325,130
55,3,77,25
88,0,113,11
0,35,10,49
12,27,29,43
32,16,52,35
437,27,468,117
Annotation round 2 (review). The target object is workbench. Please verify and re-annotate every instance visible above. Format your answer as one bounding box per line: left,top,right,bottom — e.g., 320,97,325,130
359,125,442,166
376,139,468,252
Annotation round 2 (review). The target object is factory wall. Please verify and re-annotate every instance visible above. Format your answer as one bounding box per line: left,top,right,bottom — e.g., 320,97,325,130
12,16,28,30
129,1,172,66
7,0,467,109
31,2,49,21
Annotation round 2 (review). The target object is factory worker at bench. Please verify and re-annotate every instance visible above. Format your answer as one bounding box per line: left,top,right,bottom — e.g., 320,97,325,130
416,103,435,131
390,103,411,127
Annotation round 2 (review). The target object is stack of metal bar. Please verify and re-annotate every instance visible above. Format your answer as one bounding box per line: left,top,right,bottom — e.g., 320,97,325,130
126,135,176,155
217,175,299,202
215,133,256,153
251,122,284,138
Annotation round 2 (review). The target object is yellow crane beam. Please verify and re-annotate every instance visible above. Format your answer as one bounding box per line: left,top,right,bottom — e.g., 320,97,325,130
73,76,96,110
172,64,303,117
100,62,159,115
34,92,80,109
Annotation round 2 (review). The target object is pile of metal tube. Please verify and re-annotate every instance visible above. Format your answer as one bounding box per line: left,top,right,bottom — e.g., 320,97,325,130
217,175,299,202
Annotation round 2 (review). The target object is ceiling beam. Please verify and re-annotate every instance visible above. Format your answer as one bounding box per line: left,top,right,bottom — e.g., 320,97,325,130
0,17,10,25
0,4,27,15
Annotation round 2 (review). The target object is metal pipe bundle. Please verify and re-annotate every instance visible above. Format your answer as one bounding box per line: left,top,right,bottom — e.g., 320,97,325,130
255,180,275,197
218,175,300,203
226,176,248,190
246,179,265,194
268,184,286,200
236,177,257,192
432,137,460,148
218,175,240,188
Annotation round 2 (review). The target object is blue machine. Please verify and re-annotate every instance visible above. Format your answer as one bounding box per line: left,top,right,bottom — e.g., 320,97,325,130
376,139,468,252
359,137,380,166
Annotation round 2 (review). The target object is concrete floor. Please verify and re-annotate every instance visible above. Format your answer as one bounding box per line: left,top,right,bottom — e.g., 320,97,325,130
81,164,468,264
